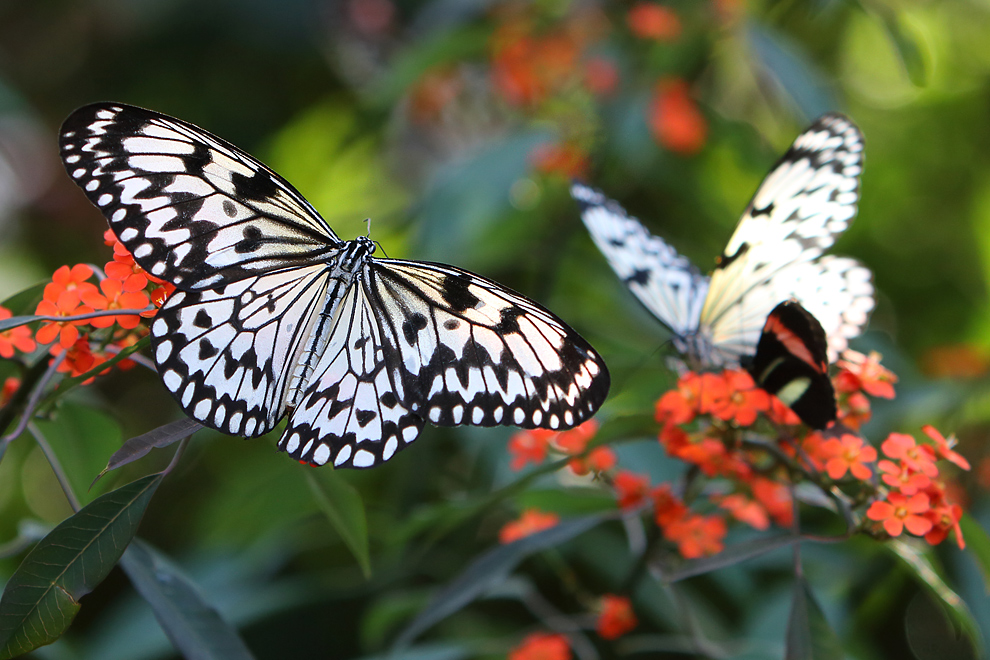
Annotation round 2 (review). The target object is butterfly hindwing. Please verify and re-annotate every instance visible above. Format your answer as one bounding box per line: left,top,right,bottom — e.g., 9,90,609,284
151,265,334,438
747,301,836,430
60,103,342,290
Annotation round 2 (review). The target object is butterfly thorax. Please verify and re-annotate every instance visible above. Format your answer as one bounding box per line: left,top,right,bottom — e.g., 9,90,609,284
286,236,378,406
673,329,738,371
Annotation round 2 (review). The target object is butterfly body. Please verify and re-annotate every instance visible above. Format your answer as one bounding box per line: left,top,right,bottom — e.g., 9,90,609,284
61,103,609,468
572,113,874,372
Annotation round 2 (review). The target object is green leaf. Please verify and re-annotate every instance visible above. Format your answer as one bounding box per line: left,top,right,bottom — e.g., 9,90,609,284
96,418,203,481
305,469,371,578
872,7,927,86
119,539,255,660
959,514,990,590
0,473,162,658
392,512,611,652
785,574,843,660
661,534,801,582
746,23,836,120
887,539,982,644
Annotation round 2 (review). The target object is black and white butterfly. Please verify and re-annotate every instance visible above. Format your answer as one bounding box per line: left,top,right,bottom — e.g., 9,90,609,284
748,300,836,430
59,103,609,469
572,113,874,371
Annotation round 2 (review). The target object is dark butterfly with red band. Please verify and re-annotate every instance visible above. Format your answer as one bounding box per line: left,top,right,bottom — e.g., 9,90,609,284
747,301,836,430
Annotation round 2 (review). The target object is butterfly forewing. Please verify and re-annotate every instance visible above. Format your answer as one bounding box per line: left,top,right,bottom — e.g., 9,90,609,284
60,103,342,290
701,114,866,351
571,183,709,341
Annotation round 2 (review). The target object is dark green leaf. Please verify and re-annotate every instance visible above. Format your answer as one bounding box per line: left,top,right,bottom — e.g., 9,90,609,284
96,418,203,482
887,539,982,643
119,539,255,660
305,468,371,577
785,574,843,660
0,473,162,658
661,534,800,582
392,512,611,651
958,514,990,590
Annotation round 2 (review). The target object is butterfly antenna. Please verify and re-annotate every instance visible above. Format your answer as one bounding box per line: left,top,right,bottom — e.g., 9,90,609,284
364,217,372,237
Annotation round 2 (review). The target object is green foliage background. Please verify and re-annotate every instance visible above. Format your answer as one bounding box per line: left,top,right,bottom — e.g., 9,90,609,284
1,0,989,658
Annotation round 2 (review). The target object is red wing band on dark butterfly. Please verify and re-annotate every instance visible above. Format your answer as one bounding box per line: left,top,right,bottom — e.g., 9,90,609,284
747,301,837,430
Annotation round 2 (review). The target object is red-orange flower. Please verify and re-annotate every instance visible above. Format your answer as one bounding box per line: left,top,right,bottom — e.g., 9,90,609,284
583,57,619,96
508,429,555,470
867,492,933,537
711,369,770,426
655,372,701,425
881,433,938,478
837,391,871,430
530,142,589,179
648,78,707,155
81,278,151,330
596,595,637,640
552,419,600,455
921,425,970,471
925,501,964,549
822,434,877,480
499,508,560,544
664,513,726,559
652,483,688,528
627,3,681,41
614,470,650,510
491,19,581,107
1,377,19,406
878,459,930,495
766,395,802,425
408,66,463,125
716,493,769,530
35,289,94,348
836,350,897,398
570,446,617,475
751,477,793,527
149,283,176,311
509,632,571,660
0,306,36,358
44,264,98,301
51,338,107,383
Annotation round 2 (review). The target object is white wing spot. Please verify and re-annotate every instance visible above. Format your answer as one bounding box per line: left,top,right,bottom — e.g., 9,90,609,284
335,445,353,466
353,449,376,468
313,444,331,465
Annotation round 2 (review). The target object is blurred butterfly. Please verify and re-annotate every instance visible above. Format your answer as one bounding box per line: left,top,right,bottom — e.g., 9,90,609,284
60,103,609,468
748,300,836,430
572,113,874,372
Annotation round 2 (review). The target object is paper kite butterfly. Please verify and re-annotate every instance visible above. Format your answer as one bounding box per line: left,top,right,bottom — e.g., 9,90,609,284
59,103,609,468
571,113,875,377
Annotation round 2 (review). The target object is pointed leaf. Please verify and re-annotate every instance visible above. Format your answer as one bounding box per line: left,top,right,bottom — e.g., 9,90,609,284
958,514,990,590
393,512,611,651
0,473,162,658
97,419,203,480
887,539,981,643
661,534,800,582
305,469,371,577
785,574,843,660
119,539,255,660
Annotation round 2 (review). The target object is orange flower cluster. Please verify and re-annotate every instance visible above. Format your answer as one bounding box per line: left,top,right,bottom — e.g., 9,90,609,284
507,593,639,658
21,229,174,381
596,594,638,639
646,351,968,553
499,508,561,544
507,419,614,475
509,632,571,660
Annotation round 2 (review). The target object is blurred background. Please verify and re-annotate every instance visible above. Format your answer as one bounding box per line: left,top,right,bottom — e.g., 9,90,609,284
1,0,989,658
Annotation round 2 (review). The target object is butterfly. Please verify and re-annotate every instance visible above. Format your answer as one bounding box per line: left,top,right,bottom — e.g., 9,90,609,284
59,103,609,469
571,113,874,371
748,300,836,429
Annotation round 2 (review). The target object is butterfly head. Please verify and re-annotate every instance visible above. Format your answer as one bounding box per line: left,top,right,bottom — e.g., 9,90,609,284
339,235,377,272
